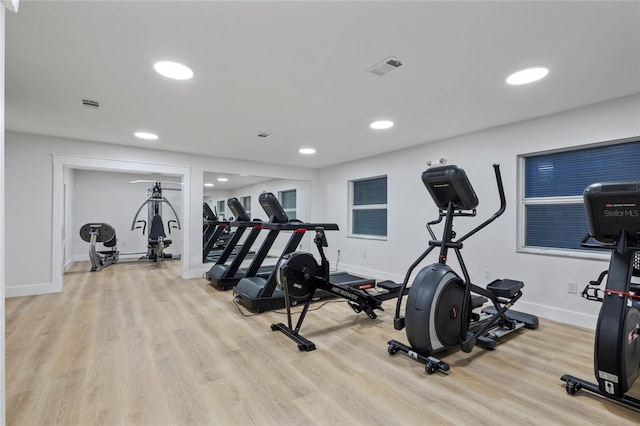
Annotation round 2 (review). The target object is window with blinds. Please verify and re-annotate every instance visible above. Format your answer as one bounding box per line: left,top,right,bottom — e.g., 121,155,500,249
241,196,251,218
350,176,387,237
521,138,640,253
278,189,296,220
217,200,226,220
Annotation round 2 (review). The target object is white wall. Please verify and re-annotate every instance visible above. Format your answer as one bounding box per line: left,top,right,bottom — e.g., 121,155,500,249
1,4,7,423
72,170,183,262
62,167,74,269
4,131,319,297
318,94,640,328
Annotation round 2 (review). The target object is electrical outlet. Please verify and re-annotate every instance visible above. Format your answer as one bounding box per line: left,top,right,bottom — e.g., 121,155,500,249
484,269,492,280
568,281,577,294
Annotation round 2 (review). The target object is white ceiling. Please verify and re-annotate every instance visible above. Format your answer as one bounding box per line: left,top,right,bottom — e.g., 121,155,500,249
5,1,640,169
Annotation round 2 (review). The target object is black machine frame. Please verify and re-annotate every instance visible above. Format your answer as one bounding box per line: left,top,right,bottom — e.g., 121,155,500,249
207,193,290,290
387,164,538,374
272,228,404,351
562,181,640,411
79,222,119,272
130,181,181,266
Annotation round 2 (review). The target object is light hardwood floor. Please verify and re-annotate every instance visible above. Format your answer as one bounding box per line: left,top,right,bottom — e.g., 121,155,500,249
6,260,640,425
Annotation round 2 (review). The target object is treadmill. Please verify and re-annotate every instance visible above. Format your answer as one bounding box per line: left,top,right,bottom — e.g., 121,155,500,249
207,193,289,290
232,197,376,313
202,202,233,262
207,198,258,270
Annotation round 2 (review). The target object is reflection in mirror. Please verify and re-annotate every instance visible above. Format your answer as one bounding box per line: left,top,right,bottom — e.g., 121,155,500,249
202,172,311,264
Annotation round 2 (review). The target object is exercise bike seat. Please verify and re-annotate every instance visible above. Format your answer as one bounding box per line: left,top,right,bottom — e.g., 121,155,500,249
486,279,524,298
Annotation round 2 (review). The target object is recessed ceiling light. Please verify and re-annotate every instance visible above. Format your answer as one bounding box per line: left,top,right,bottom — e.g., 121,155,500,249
153,61,194,80
370,120,394,130
134,131,158,140
217,178,229,182
299,148,316,155
204,183,214,187
506,67,549,85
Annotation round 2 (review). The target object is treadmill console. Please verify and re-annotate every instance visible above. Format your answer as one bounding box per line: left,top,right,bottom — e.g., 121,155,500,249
259,192,290,223
584,181,640,244
421,165,479,210
227,197,251,222
203,202,217,221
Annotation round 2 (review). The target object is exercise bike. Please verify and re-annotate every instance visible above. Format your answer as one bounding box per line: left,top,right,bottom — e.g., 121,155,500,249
388,164,538,374
561,181,640,411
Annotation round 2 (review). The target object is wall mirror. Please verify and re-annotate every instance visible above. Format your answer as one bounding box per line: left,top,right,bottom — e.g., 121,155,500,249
202,172,311,264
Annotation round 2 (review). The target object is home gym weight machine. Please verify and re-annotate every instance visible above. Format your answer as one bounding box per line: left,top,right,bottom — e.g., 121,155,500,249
79,222,119,272
130,181,181,267
387,164,538,374
561,181,640,410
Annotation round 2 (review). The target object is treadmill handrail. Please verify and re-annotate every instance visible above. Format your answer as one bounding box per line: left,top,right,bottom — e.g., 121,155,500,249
260,222,339,231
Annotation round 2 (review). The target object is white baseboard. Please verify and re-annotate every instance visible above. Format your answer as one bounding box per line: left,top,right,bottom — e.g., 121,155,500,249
514,300,597,330
334,262,404,283
64,258,74,272
187,268,210,280
336,262,598,330
6,282,58,298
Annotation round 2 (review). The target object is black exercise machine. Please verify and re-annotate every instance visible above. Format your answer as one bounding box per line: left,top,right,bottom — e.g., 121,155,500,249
79,223,119,272
130,181,181,267
207,194,287,290
203,202,235,262
272,227,404,351
561,181,640,410
205,198,256,266
388,164,538,374
232,194,375,312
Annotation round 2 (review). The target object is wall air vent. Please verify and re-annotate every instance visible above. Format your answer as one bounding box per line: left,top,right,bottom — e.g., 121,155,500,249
255,132,272,139
367,56,404,77
81,99,100,108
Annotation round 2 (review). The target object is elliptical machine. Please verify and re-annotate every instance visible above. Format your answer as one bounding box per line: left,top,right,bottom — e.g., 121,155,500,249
388,164,538,374
561,181,640,410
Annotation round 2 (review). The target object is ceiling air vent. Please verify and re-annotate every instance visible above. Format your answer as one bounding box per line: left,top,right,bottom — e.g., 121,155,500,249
255,132,272,139
367,56,404,77
81,99,100,109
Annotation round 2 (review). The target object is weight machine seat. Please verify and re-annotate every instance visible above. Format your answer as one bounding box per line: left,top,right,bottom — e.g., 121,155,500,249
149,215,172,246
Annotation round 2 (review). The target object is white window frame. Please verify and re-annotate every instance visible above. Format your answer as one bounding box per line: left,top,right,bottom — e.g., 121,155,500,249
516,141,638,261
217,199,226,220
279,189,297,220
241,195,251,219
348,175,388,240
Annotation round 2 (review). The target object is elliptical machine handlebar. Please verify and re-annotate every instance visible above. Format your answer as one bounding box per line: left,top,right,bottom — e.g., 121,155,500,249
457,163,506,243
393,163,507,329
